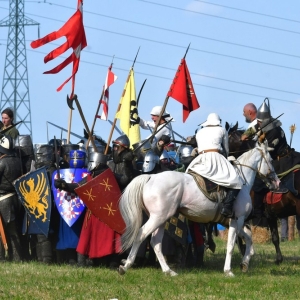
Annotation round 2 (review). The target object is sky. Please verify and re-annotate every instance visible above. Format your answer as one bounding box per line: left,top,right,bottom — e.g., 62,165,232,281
0,0,300,151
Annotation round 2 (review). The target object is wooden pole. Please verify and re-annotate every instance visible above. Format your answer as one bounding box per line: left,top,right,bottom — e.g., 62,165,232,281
0,215,8,252
67,109,72,144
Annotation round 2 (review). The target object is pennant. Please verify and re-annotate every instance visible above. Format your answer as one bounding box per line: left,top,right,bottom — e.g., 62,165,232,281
98,65,118,121
167,58,200,122
115,69,141,147
30,0,87,97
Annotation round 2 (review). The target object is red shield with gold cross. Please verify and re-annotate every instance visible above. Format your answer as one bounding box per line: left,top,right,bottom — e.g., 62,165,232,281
74,168,125,234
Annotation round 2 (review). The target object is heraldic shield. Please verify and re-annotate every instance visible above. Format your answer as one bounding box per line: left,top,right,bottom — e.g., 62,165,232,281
14,166,51,237
74,168,126,234
52,168,89,227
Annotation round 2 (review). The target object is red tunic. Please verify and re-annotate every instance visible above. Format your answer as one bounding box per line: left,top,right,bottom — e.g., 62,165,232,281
76,209,121,258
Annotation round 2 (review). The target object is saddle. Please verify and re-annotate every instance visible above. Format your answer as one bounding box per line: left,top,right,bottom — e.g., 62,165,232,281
187,170,226,202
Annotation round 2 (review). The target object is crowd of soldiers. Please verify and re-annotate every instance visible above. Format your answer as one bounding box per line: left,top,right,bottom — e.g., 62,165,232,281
0,97,300,269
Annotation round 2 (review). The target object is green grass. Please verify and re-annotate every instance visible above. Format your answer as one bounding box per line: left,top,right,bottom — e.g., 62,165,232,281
1,237,300,299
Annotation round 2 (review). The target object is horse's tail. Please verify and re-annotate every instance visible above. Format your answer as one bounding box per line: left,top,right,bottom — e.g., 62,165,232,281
119,174,151,252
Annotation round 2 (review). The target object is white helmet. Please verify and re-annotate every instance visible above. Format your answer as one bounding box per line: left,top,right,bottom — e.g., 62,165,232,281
201,113,221,127
142,151,160,173
150,106,173,121
179,145,193,158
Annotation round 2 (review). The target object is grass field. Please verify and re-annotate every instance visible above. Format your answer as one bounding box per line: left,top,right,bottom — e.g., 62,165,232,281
0,236,300,300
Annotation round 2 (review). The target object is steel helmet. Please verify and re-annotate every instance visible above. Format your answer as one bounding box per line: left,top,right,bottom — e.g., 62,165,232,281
69,150,86,168
179,145,193,158
34,144,53,168
201,113,221,127
257,98,271,121
87,152,108,171
150,106,173,121
142,151,160,173
112,134,130,148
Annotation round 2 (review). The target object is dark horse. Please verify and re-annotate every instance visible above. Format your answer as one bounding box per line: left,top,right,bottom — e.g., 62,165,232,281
227,122,300,264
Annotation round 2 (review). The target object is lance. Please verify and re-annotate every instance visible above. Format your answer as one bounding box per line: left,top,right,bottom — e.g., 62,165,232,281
54,136,60,180
0,120,23,137
88,58,115,147
246,113,284,141
133,118,173,154
150,43,191,144
105,47,140,154
66,94,97,151
290,124,296,147
171,139,194,146
47,121,86,141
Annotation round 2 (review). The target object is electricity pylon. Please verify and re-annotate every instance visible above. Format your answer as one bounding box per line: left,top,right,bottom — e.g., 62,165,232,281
0,0,39,138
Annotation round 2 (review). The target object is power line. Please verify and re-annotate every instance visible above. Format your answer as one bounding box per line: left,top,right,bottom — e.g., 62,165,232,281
194,0,300,24
1,38,300,97
138,0,300,35
22,46,300,105
19,2,300,59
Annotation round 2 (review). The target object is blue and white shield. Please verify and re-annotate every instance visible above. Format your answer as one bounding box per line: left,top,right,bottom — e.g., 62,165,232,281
52,168,89,227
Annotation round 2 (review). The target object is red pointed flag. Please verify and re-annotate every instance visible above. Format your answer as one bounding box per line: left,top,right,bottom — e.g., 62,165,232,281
30,0,87,97
167,58,200,122
98,65,118,121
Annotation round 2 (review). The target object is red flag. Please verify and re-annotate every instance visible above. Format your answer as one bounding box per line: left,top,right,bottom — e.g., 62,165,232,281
98,65,118,121
167,58,200,122
30,0,87,97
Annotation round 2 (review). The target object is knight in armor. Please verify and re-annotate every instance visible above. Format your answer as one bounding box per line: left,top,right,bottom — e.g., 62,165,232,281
54,152,123,268
1,108,19,139
244,99,299,219
111,135,135,191
139,106,173,147
186,113,243,219
0,135,22,261
179,145,195,170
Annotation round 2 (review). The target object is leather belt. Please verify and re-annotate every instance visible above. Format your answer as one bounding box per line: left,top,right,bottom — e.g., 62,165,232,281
199,149,220,154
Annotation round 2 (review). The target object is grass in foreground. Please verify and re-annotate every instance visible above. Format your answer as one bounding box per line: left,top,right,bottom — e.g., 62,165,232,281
0,237,300,300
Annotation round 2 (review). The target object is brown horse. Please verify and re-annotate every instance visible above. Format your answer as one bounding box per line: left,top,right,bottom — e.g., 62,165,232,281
227,122,300,264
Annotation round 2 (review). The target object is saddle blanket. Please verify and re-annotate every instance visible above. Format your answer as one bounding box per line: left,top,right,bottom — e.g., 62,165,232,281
187,170,226,202
264,192,283,205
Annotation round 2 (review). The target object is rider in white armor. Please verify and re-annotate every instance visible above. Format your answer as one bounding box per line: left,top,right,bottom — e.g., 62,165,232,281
139,106,173,147
186,113,243,218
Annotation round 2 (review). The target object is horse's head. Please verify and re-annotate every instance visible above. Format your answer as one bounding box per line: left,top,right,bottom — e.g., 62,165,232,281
226,121,256,158
256,140,279,190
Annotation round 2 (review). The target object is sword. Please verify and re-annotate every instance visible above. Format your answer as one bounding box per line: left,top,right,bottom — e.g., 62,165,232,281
54,136,60,180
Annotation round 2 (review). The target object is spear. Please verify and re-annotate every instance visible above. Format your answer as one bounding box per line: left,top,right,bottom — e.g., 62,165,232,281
150,43,191,144
105,47,140,154
290,124,296,147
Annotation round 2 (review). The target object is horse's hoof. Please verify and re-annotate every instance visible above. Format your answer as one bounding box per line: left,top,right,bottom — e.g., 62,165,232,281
224,270,235,277
164,269,178,277
118,265,126,275
240,262,249,273
121,259,127,265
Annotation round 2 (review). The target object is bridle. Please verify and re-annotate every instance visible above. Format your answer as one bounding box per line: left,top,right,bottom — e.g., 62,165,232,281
233,148,277,189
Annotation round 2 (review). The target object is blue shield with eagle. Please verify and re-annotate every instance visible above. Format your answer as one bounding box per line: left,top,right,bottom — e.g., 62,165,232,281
52,168,89,227
14,166,51,237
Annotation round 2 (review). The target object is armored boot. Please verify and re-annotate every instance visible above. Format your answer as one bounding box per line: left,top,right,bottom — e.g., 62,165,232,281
77,253,87,268
37,234,52,264
7,221,22,262
220,189,240,219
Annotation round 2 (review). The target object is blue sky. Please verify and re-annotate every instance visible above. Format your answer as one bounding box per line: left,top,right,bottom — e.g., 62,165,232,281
0,0,300,150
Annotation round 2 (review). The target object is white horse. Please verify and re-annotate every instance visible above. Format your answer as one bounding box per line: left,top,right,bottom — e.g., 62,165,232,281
118,141,279,277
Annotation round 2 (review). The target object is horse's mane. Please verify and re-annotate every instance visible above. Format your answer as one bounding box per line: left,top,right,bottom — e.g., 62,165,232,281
236,146,255,164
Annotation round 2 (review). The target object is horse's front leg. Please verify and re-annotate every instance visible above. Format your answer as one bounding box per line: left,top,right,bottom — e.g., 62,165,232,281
223,219,237,277
150,225,178,276
267,216,283,264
